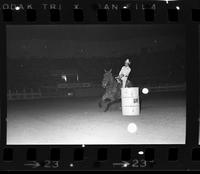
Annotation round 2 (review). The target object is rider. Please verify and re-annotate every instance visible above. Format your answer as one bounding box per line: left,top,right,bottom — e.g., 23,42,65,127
116,59,131,88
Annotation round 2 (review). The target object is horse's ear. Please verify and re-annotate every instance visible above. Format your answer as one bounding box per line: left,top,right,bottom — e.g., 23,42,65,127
109,69,112,73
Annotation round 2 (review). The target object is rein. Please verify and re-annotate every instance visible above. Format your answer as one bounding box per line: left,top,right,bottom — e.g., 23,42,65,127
105,76,121,94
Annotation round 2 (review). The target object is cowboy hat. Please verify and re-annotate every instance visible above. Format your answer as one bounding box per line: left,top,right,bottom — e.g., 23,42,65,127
125,59,131,64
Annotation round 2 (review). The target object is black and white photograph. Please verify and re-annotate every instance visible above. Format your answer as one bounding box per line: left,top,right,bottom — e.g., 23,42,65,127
199,25,200,145
6,24,186,145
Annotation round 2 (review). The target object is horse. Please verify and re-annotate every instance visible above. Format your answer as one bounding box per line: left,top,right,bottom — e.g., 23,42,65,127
98,69,132,112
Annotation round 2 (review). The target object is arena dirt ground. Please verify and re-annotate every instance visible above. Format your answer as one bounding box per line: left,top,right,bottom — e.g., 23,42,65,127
7,91,187,145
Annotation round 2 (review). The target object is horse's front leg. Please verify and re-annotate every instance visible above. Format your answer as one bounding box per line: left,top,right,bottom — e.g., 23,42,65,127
104,98,121,112
98,99,103,108
104,99,114,112
104,102,111,112
99,94,107,108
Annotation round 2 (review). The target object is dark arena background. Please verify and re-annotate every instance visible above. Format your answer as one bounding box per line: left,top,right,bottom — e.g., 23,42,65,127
6,24,186,145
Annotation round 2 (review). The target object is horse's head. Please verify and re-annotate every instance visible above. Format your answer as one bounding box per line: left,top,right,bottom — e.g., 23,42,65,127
102,69,113,88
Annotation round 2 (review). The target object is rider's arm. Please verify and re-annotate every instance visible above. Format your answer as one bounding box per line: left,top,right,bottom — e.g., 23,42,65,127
119,66,124,78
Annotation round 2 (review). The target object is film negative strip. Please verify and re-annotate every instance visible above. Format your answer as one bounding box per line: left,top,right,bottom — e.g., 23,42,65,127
0,0,199,171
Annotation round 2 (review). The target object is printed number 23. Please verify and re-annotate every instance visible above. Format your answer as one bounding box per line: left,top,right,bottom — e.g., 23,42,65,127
44,160,59,168
132,159,147,168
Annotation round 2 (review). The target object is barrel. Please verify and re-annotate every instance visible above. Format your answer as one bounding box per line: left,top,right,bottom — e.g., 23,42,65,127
121,87,140,116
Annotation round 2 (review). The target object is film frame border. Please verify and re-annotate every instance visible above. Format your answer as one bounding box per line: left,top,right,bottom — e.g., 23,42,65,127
0,0,199,170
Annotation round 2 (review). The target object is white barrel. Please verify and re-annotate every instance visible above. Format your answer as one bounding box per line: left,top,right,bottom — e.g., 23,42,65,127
122,106,140,116
121,87,140,116
121,87,139,98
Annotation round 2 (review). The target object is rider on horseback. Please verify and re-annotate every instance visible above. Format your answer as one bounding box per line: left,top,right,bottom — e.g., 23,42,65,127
115,59,131,88
100,60,132,112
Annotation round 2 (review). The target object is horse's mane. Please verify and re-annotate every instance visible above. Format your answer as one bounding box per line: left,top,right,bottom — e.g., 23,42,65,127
110,73,121,89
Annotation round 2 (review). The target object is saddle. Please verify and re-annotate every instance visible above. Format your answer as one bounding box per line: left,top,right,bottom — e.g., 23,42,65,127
115,76,130,88
115,76,122,84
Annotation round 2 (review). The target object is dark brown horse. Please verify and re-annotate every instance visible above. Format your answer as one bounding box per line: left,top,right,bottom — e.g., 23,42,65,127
98,69,132,112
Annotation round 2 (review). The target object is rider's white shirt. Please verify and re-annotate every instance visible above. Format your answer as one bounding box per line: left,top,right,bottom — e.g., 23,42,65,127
119,66,131,78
